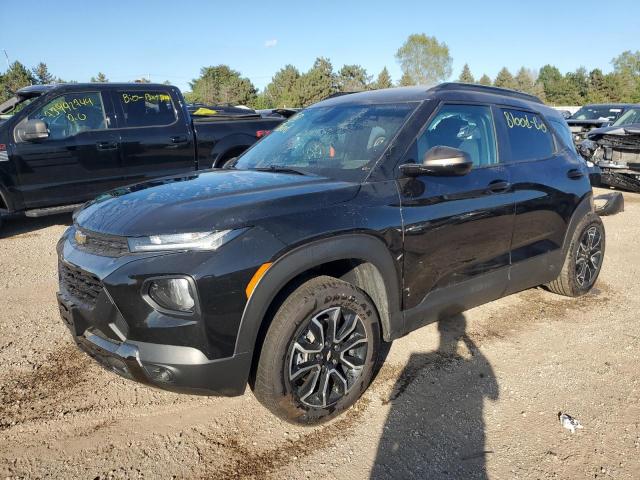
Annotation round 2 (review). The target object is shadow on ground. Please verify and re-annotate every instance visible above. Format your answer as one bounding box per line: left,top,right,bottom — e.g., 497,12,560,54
0,213,72,238
372,314,499,479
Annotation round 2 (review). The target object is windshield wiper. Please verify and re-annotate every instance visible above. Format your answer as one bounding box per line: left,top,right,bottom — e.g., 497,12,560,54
251,165,310,176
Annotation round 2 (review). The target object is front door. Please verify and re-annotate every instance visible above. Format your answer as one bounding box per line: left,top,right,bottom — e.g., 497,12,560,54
13,90,122,208
398,103,516,332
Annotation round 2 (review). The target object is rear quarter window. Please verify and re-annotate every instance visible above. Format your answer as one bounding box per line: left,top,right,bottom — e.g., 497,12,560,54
549,118,577,153
499,108,555,162
118,90,176,127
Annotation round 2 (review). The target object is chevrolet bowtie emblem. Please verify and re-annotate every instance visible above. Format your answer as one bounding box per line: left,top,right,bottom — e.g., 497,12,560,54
74,230,88,245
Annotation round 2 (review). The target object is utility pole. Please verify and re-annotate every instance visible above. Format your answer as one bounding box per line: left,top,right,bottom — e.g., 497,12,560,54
3,50,10,69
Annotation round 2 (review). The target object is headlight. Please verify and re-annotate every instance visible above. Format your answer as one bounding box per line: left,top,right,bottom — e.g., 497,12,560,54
128,229,244,252
146,278,195,313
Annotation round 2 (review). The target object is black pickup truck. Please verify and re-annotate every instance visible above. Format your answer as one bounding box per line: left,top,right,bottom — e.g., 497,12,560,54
0,83,287,228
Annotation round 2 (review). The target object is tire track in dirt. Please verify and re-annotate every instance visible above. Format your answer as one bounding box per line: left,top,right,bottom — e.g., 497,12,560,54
0,346,91,430
196,397,371,479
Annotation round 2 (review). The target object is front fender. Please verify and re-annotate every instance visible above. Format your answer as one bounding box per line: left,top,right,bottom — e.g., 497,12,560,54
234,233,403,358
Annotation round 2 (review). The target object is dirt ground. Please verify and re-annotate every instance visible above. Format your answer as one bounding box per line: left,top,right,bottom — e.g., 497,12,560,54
0,187,639,479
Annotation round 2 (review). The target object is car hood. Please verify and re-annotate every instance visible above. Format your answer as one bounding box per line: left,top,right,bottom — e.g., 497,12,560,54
587,123,640,139
567,119,609,128
75,169,360,237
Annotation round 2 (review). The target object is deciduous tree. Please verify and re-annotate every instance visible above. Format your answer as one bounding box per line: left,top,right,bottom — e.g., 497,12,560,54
189,65,257,106
395,34,452,85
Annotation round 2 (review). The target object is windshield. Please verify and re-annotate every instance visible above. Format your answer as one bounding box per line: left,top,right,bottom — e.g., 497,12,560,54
234,102,417,181
570,105,623,122
613,108,640,126
0,95,38,118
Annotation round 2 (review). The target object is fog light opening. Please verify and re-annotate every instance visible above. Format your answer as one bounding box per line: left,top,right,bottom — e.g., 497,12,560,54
145,364,176,384
146,277,196,313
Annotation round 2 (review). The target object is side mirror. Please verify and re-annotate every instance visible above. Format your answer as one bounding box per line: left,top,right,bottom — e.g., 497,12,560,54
17,119,49,142
400,146,473,177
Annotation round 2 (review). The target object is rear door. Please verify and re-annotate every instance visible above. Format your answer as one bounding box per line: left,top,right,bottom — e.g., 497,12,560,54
399,103,516,331
113,88,195,184
12,90,121,208
496,107,588,294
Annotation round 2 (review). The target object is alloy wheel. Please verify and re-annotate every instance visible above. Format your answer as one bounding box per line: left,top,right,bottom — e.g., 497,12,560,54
288,306,369,408
575,225,603,288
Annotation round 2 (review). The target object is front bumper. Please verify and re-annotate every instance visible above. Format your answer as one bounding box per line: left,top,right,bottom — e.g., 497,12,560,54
58,291,251,395
55,224,285,396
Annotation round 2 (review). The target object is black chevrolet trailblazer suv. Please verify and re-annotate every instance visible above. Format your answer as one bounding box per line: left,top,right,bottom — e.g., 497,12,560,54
57,83,606,424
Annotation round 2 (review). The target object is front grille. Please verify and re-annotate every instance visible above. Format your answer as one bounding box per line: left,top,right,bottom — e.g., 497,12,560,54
59,262,103,307
74,227,129,257
601,134,640,150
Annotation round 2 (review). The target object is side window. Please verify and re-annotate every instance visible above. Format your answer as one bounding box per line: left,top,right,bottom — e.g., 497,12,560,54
549,118,576,153
417,104,497,167
498,109,554,161
118,91,176,127
30,92,107,140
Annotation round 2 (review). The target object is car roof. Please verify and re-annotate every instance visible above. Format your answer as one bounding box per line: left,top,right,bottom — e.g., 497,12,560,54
17,82,174,96
313,82,561,119
581,103,638,108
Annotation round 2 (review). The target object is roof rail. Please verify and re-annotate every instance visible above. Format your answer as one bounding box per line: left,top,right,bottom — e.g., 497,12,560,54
428,82,544,104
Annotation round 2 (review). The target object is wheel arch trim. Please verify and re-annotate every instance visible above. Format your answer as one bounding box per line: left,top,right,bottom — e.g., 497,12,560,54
561,192,594,256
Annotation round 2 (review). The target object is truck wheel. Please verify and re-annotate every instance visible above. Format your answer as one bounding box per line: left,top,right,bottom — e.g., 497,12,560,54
546,213,605,297
253,275,381,424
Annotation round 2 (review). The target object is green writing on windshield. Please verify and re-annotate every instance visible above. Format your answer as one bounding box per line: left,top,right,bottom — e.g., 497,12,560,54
44,97,95,118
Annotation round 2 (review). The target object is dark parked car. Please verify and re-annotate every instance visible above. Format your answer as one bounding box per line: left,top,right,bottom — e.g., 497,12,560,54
567,103,634,145
0,83,285,229
579,105,640,192
57,83,606,424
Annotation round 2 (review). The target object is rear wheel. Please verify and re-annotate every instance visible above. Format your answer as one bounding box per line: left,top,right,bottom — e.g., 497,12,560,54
547,212,605,297
252,276,381,424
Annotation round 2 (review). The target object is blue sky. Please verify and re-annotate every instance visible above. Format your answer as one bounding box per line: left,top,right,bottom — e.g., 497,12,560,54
2,0,639,92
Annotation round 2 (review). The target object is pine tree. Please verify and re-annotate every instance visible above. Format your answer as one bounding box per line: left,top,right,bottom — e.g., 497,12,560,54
264,65,301,108
372,67,393,90
1,61,34,102
494,67,516,90
398,71,414,86
458,64,475,83
336,64,371,92
32,62,54,85
90,72,108,83
478,74,492,86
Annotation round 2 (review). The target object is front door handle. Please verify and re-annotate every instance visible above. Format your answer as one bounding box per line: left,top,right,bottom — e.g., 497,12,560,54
487,180,512,194
96,141,118,151
567,168,584,179
170,136,188,144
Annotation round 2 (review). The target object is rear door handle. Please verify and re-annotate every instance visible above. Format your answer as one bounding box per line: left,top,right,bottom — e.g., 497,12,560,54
567,168,584,179
96,141,118,151
170,136,188,144
487,180,511,194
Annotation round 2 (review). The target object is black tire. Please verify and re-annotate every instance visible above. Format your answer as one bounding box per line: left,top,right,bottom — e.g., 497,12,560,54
546,212,605,297
252,275,382,425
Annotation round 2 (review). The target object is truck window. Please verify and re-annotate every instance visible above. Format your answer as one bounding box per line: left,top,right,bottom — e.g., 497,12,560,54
30,92,107,140
118,91,176,127
498,109,554,162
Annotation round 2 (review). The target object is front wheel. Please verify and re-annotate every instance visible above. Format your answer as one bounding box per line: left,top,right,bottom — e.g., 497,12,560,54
546,212,605,297
252,276,382,424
